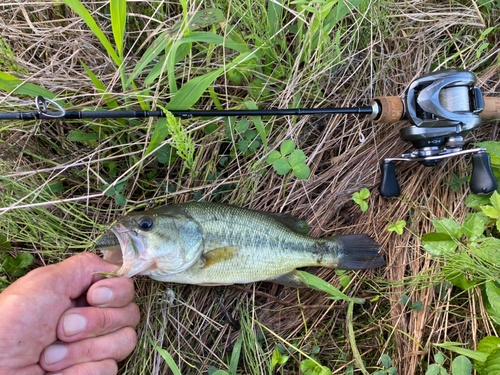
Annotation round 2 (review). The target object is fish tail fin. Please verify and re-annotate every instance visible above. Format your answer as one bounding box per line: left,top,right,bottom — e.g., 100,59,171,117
326,234,384,270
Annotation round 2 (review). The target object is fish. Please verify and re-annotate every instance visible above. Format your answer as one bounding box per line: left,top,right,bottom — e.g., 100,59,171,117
95,202,384,287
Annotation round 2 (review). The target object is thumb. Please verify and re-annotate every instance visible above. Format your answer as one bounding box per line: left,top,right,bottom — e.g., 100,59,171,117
43,253,121,299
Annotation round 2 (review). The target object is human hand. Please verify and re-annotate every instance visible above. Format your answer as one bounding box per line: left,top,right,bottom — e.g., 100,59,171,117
0,252,140,375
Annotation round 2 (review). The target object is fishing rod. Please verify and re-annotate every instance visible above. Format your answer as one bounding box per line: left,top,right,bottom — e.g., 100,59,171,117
1,68,500,197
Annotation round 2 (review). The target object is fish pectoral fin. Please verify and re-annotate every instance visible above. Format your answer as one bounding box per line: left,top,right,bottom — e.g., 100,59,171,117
201,246,239,269
267,269,309,288
264,212,309,235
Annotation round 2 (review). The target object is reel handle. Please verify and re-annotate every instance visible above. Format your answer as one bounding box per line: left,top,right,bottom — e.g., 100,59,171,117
379,161,400,198
470,152,497,194
481,97,500,121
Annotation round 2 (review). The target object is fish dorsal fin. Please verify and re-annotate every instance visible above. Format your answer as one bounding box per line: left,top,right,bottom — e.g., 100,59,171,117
201,246,239,269
265,212,309,235
267,269,309,288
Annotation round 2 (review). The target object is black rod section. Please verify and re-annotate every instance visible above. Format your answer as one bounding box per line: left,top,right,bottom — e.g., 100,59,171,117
0,106,373,121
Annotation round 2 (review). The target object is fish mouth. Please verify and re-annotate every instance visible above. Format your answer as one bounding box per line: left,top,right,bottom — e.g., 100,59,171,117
96,224,154,278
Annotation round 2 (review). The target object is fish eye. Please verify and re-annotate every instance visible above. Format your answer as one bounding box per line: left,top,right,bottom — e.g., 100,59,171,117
138,217,154,231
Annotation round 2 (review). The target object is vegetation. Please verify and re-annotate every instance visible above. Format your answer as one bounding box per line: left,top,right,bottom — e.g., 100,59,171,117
1,0,500,374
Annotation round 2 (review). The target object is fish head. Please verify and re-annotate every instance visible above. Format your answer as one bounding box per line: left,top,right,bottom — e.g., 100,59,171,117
96,208,204,278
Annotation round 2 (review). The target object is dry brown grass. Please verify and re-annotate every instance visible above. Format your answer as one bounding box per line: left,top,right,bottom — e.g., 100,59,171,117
1,1,500,374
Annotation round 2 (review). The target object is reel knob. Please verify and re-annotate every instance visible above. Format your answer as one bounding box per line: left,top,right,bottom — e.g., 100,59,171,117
379,161,400,198
470,152,497,194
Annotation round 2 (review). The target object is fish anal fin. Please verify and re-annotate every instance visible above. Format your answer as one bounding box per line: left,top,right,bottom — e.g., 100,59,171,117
202,246,239,269
265,212,310,235
267,269,308,288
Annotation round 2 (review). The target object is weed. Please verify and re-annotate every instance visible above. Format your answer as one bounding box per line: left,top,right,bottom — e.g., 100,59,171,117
266,140,311,179
387,220,406,235
352,188,370,212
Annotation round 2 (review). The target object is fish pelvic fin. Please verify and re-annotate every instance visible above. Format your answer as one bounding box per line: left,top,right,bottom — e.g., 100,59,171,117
327,234,385,270
201,246,239,269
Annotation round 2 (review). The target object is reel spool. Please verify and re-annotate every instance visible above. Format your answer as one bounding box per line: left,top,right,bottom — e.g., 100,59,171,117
378,68,498,198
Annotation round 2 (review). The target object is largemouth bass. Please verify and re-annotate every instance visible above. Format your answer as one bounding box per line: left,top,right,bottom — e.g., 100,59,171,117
96,202,384,287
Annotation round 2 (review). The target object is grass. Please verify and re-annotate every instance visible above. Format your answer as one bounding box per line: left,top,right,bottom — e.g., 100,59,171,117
1,0,500,374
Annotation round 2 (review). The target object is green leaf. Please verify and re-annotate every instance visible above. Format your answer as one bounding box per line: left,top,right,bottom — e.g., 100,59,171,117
266,150,282,164
235,120,249,132
288,149,307,167
490,191,500,211
434,351,445,365
104,185,116,196
229,335,243,375
410,300,424,311
339,275,351,289
166,68,224,110
435,342,488,362
114,193,127,206
280,140,296,156
485,281,500,321
484,348,500,374
205,123,218,134
466,194,492,210
273,158,291,175
110,0,126,58
300,359,317,373
0,72,57,99
381,354,392,369
477,336,500,357
400,295,410,306
157,145,173,164
352,192,363,205
451,356,472,375
480,205,500,219
2,256,18,274
243,100,267,151
440,367,449,375
432,218,463,239
358,188,370,200
421,232,458,256
292,163,310,180
154,345,182,375
43,181,65,195
212,371,229,375
388,367,397,375
237,139,249,152
244,129,257,140
145,117,169,156
462,213,488,241
387,220,406,235
62,0,121,65
67,130,99,142
80,60,119,109
0,236,11,250
16,253,34,269
248,78,270,100
298,271,357,302
359,201,368,212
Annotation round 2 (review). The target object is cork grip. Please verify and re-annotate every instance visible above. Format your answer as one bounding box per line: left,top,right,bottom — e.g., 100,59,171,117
373,96,404,123
481,97,500,121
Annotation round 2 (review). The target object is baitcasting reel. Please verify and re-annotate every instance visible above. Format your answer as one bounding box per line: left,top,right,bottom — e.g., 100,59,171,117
376,68,500,198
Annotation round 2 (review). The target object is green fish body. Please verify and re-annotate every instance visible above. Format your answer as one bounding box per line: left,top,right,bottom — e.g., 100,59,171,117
96,202,384,286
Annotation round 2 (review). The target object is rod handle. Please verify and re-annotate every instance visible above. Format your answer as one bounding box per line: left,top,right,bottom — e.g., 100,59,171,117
372,97,404,124
470,152,497,194
481,97,500,121
379,161,400,198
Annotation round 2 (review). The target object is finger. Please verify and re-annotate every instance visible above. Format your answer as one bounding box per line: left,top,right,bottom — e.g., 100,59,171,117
25,253,121,300
40,327,137,373
57,303,140,342
87,277,135,308
47,359,117,375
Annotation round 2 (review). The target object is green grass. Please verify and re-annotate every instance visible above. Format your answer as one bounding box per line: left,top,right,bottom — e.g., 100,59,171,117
1,0,500,374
